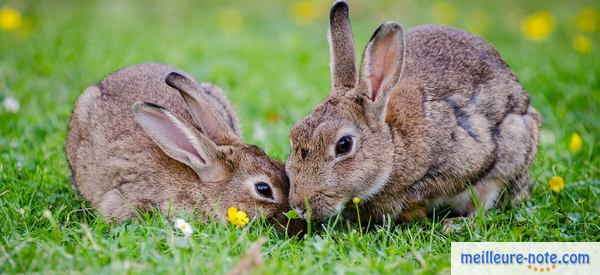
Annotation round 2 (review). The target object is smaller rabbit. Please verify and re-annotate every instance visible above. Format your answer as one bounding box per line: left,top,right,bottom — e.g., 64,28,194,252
66,63,303,232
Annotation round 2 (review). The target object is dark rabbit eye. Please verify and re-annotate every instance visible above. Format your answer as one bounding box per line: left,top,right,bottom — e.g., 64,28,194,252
255,182,273,199
335,135,353,156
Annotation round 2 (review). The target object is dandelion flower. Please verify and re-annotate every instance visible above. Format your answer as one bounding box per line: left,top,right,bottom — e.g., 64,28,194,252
521,11,554,42
227,207,250,228
174,218,193,237
569,133,583,153
217,8,242,34
352,197,360,204
576,8,598,33
2,96,20,113
290,1,319,26
549,176,565,193
0,7,22,32
572,35,592,54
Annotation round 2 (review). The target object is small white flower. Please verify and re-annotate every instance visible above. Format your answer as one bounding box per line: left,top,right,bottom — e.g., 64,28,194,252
174,218,193,237
3,96,20,113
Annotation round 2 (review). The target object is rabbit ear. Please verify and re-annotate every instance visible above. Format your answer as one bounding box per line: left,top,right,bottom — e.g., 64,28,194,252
165,72,240,145
358,22,405,121
132,102,222,179
329,0,357,92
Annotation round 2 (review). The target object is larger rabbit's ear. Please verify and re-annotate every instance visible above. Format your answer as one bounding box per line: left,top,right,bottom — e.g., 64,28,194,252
357,21,406,123
165,72,241,145
132,102,225,182
329,0,357,93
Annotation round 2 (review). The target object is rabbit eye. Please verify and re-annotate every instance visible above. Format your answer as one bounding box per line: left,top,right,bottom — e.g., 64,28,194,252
335,135,353,157
254,182,273,199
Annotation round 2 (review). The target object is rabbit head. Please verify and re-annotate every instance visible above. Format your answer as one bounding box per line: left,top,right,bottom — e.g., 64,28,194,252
287,1,405,221
131,72,298,230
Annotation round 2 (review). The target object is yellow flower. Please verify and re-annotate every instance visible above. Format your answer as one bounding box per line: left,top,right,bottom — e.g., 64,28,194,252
572,35,592,54
217,8,242,34
431,1,456,25
352,197,360,204
576,8,598,33
549,176,565,192
521,11,554,42
569,133,583,153
290,1,318,26
227,207,250,228
0,7,22,32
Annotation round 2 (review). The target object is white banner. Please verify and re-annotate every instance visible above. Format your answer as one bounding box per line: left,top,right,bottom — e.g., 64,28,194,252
451,242,599,275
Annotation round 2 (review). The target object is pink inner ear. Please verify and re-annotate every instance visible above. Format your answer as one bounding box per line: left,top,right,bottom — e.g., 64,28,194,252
144,113,205,164
369,33,397,101
370,72,383,101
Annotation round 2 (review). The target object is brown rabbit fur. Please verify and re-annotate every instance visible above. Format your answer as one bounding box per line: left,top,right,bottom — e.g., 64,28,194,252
286,1,540,222
66,63,295,228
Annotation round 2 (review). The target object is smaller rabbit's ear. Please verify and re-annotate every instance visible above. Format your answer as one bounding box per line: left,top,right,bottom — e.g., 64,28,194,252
329,0,357,93
132,102,224,181
358,21,405,122
165,72,241,145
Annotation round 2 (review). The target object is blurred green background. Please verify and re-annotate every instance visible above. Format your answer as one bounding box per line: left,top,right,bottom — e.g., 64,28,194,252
0,0,598,156
0,0,598,273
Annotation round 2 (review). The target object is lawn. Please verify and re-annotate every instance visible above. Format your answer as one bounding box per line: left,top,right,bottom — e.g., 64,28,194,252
0,0,598,273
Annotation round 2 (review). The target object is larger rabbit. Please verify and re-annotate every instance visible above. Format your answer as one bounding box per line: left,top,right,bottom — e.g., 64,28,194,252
66,63,303,232
286,1,540,222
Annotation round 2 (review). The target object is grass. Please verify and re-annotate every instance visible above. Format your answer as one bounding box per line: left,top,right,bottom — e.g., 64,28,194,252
0,0,598,273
